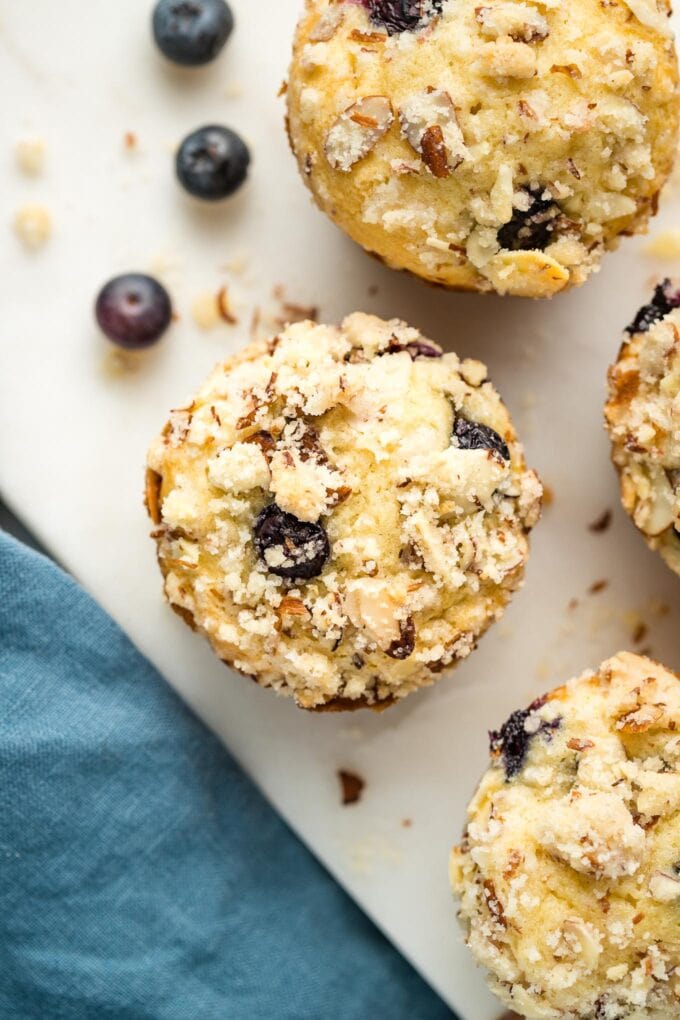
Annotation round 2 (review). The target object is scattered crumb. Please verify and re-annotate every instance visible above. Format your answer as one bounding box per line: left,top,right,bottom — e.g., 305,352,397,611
632,622,648,645
568,597,579,611
588,579,609,595
13,203,51,249
192,291,221,330
217,285,238,324
123,131,138,152
192,288,238,330
368,284,379,297
16,136,45,176
338,769,365,806
225,82,244,99
101,348,142,377
643,231,680,259
402,818,413,828
542,484,554,508
277,80,288,97
589,509,612,533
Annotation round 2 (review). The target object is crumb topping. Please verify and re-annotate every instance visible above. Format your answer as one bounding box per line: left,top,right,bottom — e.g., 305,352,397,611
451,652,680,1018
147,313,541,709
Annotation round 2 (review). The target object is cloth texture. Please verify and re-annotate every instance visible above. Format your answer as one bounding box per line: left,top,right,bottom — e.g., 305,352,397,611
0,531,453,1020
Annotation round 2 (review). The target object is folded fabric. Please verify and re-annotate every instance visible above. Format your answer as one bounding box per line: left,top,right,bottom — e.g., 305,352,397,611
0,531,453,1020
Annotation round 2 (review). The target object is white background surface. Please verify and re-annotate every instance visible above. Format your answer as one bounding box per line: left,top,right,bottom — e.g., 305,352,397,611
2,3,680,1016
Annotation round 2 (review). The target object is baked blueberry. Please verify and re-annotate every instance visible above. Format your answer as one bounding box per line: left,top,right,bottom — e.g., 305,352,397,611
489,695,560,779
254,503,330,580
152,0,234,66
176,125,250,200
453,417,510,461
95,273,172,349
497,187,561,252
625,278,680,335
360,0,444,34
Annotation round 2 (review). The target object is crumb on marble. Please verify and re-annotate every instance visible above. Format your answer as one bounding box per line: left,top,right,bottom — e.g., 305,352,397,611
13,203,51,249
589,509,612,533
339,769,365,805
16,136,45,175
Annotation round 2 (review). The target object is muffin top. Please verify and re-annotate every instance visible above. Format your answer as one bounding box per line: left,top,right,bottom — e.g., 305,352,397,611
451,652,680,1019
147,312,541,709
287,0,679,296
606,280,680,578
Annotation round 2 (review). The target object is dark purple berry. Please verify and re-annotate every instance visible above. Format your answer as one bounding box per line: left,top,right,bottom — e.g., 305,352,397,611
358,0,444,35
176,125,250,200
489,695,561,779
95,273,172,349
453,417,510,461
385,338,443,360
626,278,680,335
152,0,234,66
497,186,560,252
254,503,330,580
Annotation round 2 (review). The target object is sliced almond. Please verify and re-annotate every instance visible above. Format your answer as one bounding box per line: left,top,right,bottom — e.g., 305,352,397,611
484,249,569,298
649,871,680,902
343,578,402,650
398,90,468,175
325,96,393,172
561,919,602,970
615,703,664,732
278,596,311,618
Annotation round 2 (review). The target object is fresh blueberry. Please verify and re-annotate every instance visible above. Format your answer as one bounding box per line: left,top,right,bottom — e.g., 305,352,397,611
453,417,510,461
95,273,172,348
497,186,560,252
358,0,444,34
489,696,560,779
254,503,330,580
176,125,250,200
152,0,234,66
626,278,680,335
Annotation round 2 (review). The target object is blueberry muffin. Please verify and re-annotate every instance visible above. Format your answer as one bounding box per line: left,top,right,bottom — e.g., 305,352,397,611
287,0,679,298
451,651,680,1019
606,280,680,578
146,313,542,710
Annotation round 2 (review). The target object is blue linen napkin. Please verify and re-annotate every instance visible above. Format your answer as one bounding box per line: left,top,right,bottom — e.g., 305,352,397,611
0,531,453,1020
